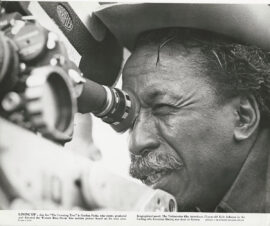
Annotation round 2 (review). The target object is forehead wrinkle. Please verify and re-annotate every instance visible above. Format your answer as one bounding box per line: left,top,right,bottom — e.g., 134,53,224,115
140,85,183,104
123,64,159,84
124,52,206,83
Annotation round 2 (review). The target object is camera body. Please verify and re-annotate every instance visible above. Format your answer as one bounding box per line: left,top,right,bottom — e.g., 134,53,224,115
0,10,79,141
0,5,140,142
0,3,177,212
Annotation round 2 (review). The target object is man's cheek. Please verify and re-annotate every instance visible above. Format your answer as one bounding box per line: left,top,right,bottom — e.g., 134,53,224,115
157,115,201,145
156,114,182,136
157,109,203,131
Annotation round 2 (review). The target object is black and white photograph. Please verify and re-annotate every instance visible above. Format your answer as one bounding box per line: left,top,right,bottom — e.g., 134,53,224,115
1,1,270,225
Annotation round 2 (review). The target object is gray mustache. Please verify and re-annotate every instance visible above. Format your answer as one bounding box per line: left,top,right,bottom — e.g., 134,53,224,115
129,151,183,180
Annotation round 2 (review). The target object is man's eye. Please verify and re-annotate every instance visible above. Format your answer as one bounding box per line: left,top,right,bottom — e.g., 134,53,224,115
152,103,175,115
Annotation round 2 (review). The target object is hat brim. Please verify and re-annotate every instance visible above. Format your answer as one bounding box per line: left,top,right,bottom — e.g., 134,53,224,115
95,3,270,51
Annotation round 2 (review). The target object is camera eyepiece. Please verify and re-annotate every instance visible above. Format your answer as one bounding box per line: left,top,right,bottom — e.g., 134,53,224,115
77,79,140,133
99,88,140,133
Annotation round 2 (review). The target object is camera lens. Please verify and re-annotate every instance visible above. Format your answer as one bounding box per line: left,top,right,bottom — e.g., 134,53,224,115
24,66,77,141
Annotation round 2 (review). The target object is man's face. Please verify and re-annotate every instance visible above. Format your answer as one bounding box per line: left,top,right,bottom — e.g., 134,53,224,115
122,43,249,211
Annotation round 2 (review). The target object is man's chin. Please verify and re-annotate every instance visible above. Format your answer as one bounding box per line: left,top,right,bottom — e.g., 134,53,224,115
144,170,178,191
139,171,213,212
144,170,192,209
142,171,169,186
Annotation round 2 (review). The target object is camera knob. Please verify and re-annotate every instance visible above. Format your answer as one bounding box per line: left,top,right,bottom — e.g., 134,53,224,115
13,23,48,62
24,65,77,141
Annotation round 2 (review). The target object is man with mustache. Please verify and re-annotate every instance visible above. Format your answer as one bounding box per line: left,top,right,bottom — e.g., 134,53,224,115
95,4,270,212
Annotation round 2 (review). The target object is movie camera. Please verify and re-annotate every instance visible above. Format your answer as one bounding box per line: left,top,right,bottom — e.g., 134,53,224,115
0,4,140,142
0,2,177,212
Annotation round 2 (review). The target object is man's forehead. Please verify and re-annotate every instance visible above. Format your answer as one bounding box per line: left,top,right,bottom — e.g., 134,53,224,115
123,48,159,78
122,44,206,87
122,64,179,92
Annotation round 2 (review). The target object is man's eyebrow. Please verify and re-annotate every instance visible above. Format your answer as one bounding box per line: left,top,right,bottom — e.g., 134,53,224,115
142,88,182,103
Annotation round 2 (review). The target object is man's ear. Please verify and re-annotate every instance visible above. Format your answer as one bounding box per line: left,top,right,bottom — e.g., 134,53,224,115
234,95,260,141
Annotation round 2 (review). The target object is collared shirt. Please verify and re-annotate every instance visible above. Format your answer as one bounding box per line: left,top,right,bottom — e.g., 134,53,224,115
215,128,270,213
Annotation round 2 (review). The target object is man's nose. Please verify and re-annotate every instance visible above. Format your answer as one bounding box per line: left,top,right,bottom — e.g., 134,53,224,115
128,111,160,156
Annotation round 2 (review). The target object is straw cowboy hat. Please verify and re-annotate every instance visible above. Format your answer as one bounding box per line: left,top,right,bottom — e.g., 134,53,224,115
94,3,270,51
